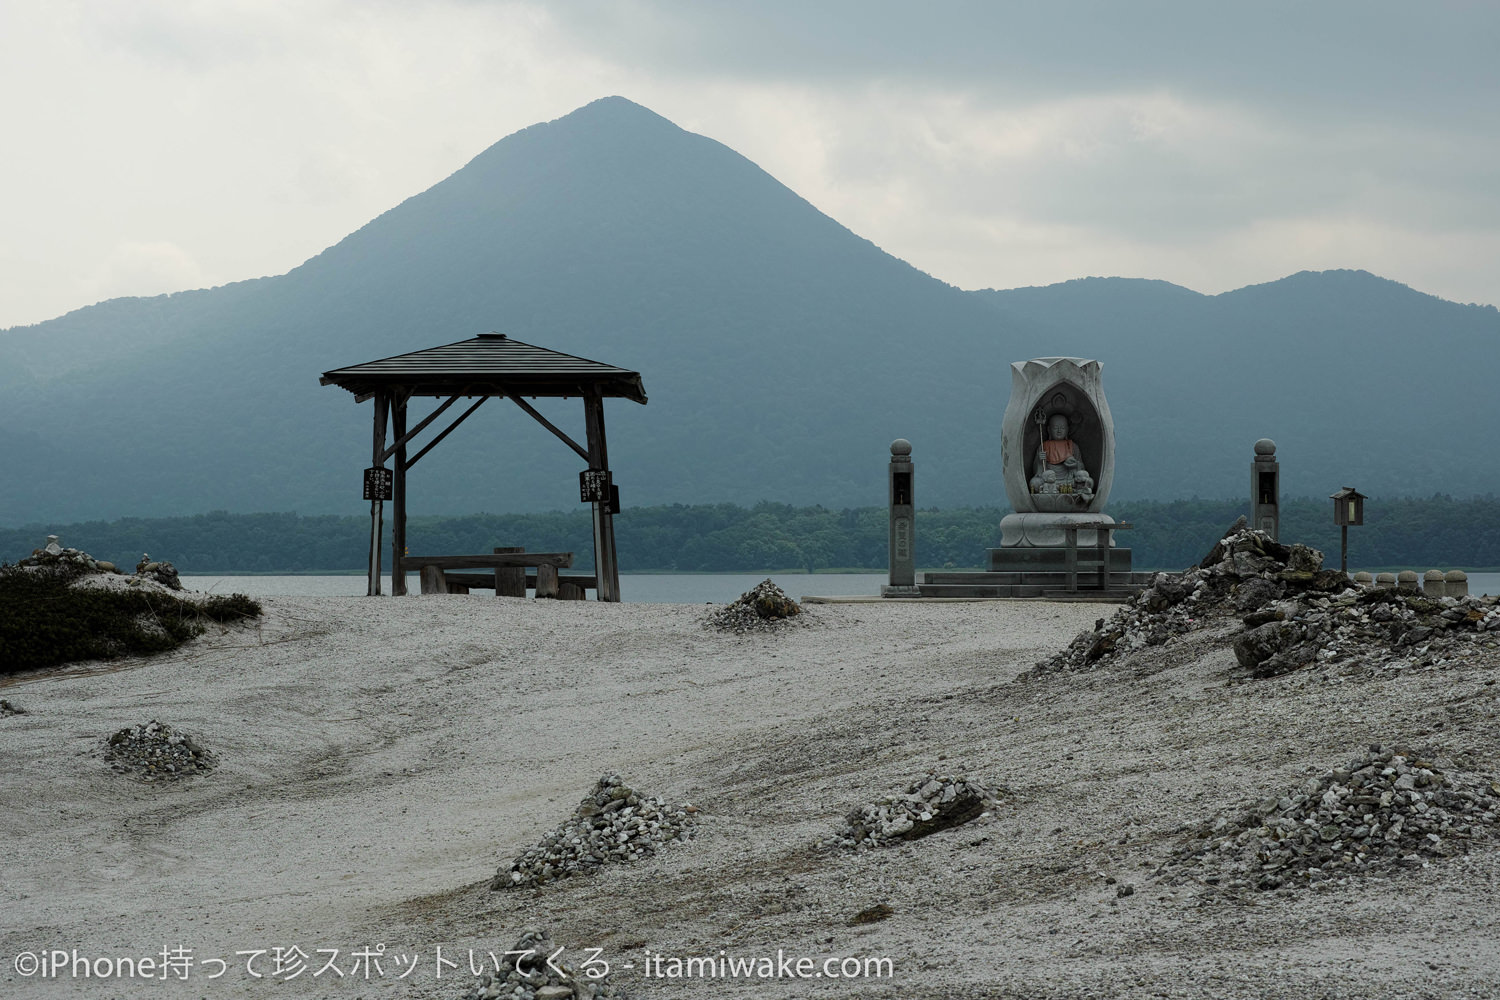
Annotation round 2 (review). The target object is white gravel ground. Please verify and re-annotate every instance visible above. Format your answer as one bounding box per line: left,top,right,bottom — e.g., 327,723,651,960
2,594,1499,999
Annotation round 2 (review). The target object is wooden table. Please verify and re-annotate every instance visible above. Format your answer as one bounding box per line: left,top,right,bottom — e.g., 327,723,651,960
405,549,580,598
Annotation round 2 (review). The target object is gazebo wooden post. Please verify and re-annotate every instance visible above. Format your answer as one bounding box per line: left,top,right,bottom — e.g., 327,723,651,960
583,390,621,602
323,334,646,601
391,388,410,596
367,390,389,596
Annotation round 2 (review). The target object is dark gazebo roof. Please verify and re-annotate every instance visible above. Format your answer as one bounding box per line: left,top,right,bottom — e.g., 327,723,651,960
319,332,647,404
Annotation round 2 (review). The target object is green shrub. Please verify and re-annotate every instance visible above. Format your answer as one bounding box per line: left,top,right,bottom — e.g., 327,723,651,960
0,564,262,674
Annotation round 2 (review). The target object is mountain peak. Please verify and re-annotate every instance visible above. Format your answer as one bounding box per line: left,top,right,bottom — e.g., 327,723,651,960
524,95,685,143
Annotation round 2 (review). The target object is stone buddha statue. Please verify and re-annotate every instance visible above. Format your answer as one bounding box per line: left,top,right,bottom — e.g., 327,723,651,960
1030,413,1094,501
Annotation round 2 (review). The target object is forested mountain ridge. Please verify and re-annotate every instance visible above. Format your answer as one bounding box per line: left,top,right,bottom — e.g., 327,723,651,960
3,97,1496,526
4,496,1496,576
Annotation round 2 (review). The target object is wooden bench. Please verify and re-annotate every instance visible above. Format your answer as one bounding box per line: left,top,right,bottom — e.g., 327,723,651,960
407,548,592,599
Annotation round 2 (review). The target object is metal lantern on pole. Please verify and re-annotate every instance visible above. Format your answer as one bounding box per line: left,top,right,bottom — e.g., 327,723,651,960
1329,486,1367,573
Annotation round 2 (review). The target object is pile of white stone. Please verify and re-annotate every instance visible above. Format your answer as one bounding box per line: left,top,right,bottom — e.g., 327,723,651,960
1031,519,1500,678
15,535,122,576
458,928,625,1000
102,720,215,781
826,771,1001,849
1172,745,1499,892
13,536,183,592
704,579,806,634
493,774,697,890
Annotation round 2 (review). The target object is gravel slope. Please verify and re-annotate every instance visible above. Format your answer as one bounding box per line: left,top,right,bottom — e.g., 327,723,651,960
2,593,1498,999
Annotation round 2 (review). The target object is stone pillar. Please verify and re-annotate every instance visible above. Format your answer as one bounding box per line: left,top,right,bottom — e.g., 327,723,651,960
1444,570,1468,598
1396,570,1420,594
1251,438,1280,541
1353,571,1373,588
1423,569,1446,598
1375,572,1396,590
882,439,919,597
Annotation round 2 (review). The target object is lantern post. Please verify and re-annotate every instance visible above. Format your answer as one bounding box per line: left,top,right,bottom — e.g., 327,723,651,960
1330,486,1367,574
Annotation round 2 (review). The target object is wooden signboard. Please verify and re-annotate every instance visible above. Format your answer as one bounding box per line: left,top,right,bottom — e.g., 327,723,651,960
579,468,611,503
363,466,393,501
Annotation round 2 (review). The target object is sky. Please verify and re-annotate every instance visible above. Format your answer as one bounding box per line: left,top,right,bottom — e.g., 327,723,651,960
2,0,1498,329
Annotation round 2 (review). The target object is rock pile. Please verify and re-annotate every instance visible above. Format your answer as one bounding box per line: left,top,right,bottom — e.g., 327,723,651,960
133,553,183,591
13,537,183,592
705,579,806,633
826,772,1002,849
494,774,697,890
1031,519,1500,677
102,720,215,781
15,536,121,577
458,928,625,1000
1170,745,1499,892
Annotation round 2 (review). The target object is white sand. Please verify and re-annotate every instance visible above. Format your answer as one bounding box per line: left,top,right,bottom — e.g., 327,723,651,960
2,595,1499,999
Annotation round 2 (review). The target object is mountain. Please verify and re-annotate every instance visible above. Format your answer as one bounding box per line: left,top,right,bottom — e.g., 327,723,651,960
2,97,1497,526
972,271,1500,502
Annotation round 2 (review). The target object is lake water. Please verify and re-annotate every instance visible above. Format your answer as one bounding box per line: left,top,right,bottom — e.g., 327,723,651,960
179,572,893,604
178,571,1500,603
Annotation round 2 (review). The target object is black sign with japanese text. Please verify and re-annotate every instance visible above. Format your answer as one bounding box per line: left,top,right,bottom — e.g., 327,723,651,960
363,466,393,501
579,468,611,503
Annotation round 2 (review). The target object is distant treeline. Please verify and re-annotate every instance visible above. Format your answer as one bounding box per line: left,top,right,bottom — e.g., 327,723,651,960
3,496,1498,574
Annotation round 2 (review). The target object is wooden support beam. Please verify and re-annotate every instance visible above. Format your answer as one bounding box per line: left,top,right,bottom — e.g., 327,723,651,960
403,552,574,569
494,546,526,598
444,571,597,591
392,389,409,596
367,391,388,596
583,391,621,602
419,565,448,594
380,391,464,463
406,396,487,469
535,563,560,598
501,389,590,462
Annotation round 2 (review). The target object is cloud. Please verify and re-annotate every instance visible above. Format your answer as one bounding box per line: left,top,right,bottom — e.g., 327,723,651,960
84,242,220,304
1,0,1497,326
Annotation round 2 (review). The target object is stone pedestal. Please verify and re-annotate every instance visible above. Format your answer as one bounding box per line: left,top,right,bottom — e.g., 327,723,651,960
998,512,1120,548
987,514,1133,590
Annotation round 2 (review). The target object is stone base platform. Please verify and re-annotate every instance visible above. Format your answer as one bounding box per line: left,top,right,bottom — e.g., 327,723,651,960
909,568,1154,601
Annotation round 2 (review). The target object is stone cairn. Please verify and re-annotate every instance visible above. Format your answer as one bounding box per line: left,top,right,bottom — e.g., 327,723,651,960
102,720,215,781
704,578,806,634
14,535,120,576
493,774,697,891
825,772,1003,849
1031,518,1500,678
458,928,625,1000
12,536,182,591
133,553,183,590
1167,745,1499,893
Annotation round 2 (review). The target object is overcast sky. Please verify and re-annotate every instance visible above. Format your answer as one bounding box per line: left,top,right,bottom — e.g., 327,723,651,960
2,0,1497,328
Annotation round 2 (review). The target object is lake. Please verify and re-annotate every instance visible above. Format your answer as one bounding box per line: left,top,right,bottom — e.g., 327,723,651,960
178,571,1500,604
178,572,892,604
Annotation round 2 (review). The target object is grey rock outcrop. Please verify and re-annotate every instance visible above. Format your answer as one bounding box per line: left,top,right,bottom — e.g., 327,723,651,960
827,772,1003,849
705,579,806,634
494,774,697,890
457,928,625,1000
102,720,215,781
1168,745,1499,893
1032,522,1500,678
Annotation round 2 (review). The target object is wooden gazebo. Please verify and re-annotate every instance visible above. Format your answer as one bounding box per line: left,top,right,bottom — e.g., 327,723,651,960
319,333,647,601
